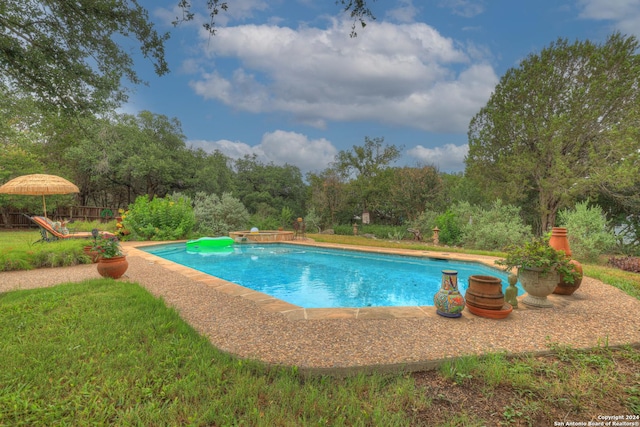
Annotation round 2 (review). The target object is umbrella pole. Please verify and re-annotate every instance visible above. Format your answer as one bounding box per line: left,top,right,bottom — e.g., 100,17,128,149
43,194,47,218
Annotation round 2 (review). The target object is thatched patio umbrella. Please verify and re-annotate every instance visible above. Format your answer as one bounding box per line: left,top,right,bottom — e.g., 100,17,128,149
0,174,79,218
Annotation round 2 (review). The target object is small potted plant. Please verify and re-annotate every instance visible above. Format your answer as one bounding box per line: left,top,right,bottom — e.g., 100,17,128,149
92,233,128,279
82,229,101,263
496,237,580,308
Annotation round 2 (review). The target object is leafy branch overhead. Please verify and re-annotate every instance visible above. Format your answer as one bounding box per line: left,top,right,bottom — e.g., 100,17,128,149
0,0,169,115
175,0,377,37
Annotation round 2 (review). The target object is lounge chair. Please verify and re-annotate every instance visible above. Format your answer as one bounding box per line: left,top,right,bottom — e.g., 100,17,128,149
24,214,113,242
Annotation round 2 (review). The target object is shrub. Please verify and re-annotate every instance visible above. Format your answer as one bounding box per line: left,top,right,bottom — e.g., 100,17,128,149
435,210,464,246
557,201,616,261
304,208,321,233
248,214,280,231
280,206,293,229
123,194,195,240
409,210,439,239
462,200,533,251
193,192,250,236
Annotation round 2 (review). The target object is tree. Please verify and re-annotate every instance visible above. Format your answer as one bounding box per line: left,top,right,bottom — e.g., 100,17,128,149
466,33,640,234
333,136,401,222
306,168,347,228
64,111,190,207
0,0,169,115
233,155,306,217
388,166,443,222
188,149,234,196
1,0,378,117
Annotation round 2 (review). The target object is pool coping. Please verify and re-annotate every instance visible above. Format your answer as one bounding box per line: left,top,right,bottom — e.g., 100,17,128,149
127,239,507,321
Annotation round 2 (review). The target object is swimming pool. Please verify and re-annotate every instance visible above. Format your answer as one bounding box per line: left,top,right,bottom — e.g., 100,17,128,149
143,243,519,309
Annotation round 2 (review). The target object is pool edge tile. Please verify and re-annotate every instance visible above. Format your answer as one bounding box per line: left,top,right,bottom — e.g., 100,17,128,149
127,241,509,322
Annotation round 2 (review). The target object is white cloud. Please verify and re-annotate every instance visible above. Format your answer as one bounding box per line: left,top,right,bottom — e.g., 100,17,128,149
386,0,420,23
187,18,498,133
407,143,468,172
577,0,640,36
187,130,337,174
438,0,485,18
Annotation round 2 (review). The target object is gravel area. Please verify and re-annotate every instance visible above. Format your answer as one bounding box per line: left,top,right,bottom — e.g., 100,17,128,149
2,243,640,375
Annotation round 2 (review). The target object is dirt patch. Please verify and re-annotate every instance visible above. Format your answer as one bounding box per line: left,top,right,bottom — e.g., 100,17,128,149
409,350,640,426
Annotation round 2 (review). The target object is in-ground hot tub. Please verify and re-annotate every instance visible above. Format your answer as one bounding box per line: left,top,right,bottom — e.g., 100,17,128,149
229,230,294,242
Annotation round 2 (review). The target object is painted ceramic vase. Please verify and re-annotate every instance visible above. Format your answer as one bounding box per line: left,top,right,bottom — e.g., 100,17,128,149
434,270,465,318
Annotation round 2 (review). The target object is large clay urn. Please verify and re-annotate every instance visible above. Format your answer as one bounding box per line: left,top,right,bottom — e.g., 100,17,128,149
97,255,129,279
548,227,583,295
519,267,558,308
554,259,584,295
549,227,571,256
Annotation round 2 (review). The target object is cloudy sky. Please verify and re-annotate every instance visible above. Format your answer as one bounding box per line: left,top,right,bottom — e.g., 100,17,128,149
127,0,640,175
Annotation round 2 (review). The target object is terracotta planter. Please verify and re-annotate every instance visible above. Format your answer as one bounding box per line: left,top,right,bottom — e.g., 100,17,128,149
83,245,101,263
97,255,128,279
519,267,558,308
548,227,584,295
467,303,513,319
553,259,584,295
549,227,571,256
465,275,504,310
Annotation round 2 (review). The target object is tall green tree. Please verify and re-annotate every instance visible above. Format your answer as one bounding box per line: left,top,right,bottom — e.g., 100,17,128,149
388,166,442,222
333,136,401,222
65,111,190,207
233,155,306,218
466,33,640,233
188,149,234,196
0,0,169,115
306,168,347,228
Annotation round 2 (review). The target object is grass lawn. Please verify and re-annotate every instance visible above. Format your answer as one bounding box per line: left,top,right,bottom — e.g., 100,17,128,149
1,230,639,425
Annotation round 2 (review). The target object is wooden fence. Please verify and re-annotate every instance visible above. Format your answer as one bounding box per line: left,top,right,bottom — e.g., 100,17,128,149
2,207,115,228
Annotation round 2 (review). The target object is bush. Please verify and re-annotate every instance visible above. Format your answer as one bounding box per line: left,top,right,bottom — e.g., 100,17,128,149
409,211,439,239
193,192,250,236
248,214,280,231
557,201,616,261
435,210,464,246
304,208,321,233
461,200,533,251
123,194,195,240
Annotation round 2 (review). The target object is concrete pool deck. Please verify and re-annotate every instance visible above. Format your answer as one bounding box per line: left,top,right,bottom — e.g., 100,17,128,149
2,239,640,375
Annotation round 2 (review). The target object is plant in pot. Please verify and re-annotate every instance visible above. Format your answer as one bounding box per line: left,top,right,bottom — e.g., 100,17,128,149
495,237,580,308
92,233,128,279
82,229,102,263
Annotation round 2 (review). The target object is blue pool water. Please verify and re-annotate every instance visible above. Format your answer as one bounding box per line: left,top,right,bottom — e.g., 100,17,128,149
143,243,520,309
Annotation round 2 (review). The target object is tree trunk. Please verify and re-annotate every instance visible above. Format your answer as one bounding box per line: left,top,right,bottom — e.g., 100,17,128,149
539,190,560,234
